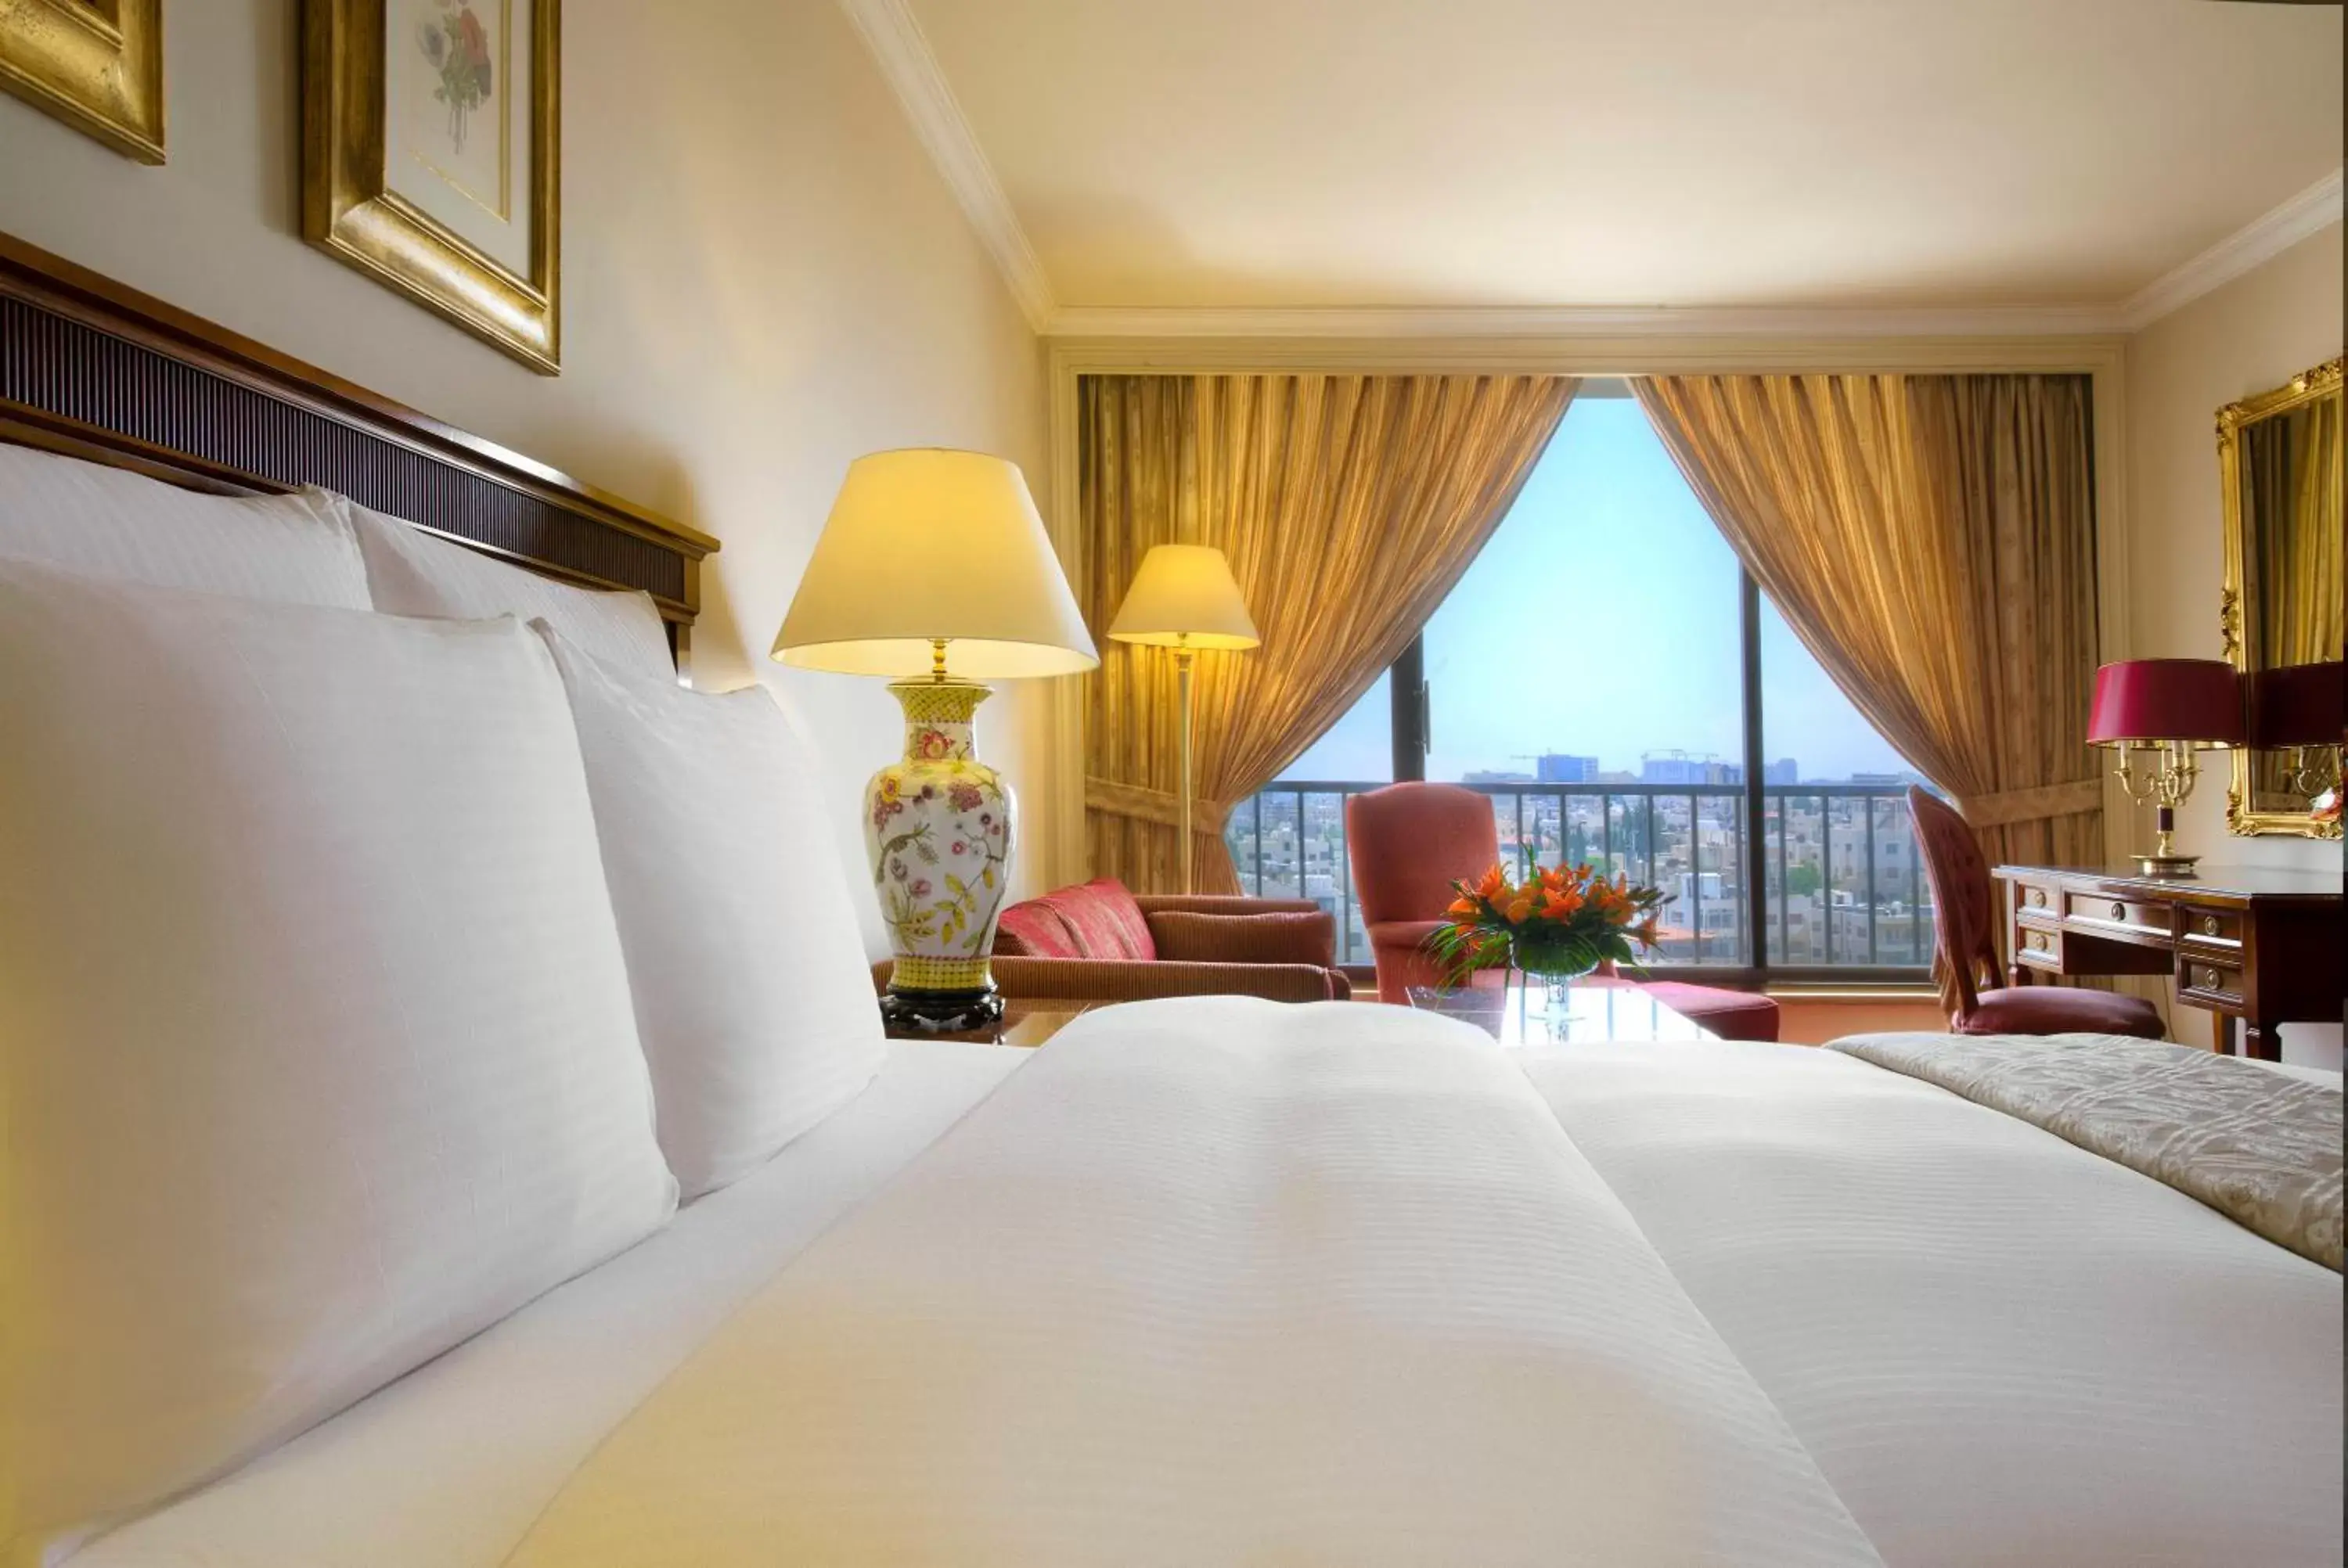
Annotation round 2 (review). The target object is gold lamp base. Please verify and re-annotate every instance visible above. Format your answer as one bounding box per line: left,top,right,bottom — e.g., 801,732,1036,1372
2129,851,2200,879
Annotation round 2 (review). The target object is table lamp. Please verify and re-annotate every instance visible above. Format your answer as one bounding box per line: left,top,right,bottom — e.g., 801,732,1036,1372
1107,544,1261,893
2087,658,2245,878
774,450,1097,1031
2246,660,2345,816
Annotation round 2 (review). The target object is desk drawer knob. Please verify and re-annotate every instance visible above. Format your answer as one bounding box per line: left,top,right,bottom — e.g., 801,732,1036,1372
2110,901,2128,922
2026,888,2045,908
2202,966,2224,991
2027,933,2048,952
2200,915,2220,937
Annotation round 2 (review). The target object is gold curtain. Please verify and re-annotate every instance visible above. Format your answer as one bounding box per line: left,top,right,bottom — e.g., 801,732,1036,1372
1081,373,1576,894
1633,373,2104,1012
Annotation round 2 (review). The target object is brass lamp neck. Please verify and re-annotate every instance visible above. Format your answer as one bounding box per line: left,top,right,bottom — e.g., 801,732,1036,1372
2110,739,2206,876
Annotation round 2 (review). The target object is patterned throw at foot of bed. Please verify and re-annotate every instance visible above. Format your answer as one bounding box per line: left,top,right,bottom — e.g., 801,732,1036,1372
1825,1032,2343,1271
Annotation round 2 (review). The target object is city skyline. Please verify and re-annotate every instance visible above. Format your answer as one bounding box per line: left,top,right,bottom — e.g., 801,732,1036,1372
1280,395,1924,788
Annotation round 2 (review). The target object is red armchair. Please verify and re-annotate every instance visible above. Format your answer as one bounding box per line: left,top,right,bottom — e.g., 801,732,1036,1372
1348,784,1508,1004
974,878,1353,1003
1345,782,1781,1041
1908,787,2166,1038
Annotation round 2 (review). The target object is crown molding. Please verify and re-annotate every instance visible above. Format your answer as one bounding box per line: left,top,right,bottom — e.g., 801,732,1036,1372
1046,334,2127,378
1044,302,2132,340
837,0,1057,332
2119,167,2343,332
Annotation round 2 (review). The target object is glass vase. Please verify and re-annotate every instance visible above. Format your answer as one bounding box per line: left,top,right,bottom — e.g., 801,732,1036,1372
1510,939,1600,1020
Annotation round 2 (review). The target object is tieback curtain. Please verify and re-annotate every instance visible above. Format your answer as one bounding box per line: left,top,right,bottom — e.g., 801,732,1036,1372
1632,372,2104,1013
1081,372,1577,895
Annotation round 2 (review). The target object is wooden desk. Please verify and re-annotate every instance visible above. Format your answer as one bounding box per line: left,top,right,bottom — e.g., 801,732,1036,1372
1993,863,2343,1060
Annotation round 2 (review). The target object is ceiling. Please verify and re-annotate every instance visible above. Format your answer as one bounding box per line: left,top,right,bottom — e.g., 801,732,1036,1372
894,0,2343,322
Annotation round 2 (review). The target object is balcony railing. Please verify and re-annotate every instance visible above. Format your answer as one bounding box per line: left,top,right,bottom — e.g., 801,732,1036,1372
1224,781,1935,976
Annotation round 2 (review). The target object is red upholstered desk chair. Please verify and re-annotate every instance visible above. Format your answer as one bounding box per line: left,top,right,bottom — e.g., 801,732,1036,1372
1907,786,2165,1038
1344,783,1780,1041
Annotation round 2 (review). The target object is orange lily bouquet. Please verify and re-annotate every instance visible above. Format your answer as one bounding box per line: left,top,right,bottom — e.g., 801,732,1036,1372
1427,861,1667,986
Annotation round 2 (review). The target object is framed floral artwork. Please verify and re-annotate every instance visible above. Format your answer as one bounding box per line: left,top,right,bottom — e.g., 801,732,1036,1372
304,0,560,373
0,0,165,163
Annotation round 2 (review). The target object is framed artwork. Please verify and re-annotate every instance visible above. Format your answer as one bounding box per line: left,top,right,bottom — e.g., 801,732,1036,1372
304,0,560,373
0,0,165,162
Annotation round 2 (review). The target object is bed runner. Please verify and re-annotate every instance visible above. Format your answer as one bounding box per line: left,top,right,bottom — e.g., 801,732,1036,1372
1827,1031,2343,1271
505,999,1879,1567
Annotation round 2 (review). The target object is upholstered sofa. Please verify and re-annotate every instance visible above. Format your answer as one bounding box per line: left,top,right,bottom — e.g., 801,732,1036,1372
977,878,1354,1002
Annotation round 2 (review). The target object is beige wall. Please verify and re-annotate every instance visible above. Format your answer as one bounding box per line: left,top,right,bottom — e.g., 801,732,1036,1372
2123,220,2343,1062
0,0,1052,955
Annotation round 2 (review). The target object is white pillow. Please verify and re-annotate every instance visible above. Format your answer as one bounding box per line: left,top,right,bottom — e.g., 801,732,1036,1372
0,561,677,1563
0,441,369,606
540,629,886,1199
338,491,676,678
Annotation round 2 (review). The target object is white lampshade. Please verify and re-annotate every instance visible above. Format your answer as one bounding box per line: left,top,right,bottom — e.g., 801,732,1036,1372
1107,545,1260,651
772,449,1099,679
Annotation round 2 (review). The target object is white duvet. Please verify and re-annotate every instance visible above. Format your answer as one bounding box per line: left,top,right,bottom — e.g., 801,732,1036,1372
504,1001,1882,1567
78,1003,2344,1566
1525,1040,2343,1567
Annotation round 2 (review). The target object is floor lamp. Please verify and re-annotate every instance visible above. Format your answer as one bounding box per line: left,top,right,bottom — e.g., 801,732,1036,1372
1107,545,1261,893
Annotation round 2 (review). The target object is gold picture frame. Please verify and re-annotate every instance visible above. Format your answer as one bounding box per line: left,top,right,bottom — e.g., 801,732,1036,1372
303,0,560,373
0,0,164,163
2217,354,2343,841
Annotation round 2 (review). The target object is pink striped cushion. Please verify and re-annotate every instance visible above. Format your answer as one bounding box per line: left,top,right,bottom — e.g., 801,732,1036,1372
1039,879,1158,961
992,899,1083,959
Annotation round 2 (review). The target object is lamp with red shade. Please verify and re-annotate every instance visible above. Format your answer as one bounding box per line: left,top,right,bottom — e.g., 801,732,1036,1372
2087,658,2245,877
2247,660,2345,823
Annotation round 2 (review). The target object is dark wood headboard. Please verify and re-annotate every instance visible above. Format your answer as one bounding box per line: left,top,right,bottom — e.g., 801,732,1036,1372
0,232,717,670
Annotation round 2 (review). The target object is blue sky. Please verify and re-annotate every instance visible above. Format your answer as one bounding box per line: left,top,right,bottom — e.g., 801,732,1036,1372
1281,391,1914,784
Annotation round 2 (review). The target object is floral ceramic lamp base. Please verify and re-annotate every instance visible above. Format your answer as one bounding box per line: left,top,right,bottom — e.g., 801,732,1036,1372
867,678,1015,1031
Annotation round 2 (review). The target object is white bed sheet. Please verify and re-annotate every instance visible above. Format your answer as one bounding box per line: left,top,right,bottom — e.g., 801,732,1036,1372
68,1040,1028,1568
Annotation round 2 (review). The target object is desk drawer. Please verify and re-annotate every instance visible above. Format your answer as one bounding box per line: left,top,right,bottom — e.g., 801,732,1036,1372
2177,904,2243,949
2063,891,2173,939
2013,879,2061,918
2178,952,2244,1009
2015,926,2063,969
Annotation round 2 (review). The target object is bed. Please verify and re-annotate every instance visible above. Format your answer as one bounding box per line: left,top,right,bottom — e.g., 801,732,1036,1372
2,235,2339,1568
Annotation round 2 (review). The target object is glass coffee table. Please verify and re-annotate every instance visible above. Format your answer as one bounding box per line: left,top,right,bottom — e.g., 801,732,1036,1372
1406,977,1717,1046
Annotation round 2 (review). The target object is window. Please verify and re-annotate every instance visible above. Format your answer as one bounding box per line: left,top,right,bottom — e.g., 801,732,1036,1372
1278,669,1391,783
1759,599,1937,969
1231,383,1936,980
1421,395,1748,965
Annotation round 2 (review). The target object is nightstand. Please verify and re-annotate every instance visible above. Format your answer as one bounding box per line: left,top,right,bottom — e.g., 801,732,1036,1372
881,998,1094,1048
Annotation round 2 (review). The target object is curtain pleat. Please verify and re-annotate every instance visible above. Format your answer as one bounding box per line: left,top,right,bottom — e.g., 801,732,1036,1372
1080,373,1576,894
1633,373,2105,1014
2247,392,2344,671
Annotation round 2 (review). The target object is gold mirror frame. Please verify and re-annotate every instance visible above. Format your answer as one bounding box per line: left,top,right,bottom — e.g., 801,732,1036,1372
0,0,165,164
2217,354,2343,840
301,0,560,374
